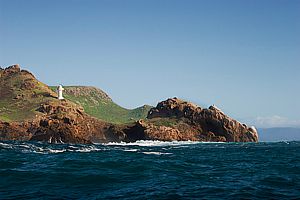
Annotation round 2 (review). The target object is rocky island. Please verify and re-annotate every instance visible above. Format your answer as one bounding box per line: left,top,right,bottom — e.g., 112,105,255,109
0,65,258,143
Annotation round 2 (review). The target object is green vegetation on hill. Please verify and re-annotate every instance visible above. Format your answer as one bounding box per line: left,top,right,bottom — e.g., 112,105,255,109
0,65,152,124
50,86,152,124
0,66,58,122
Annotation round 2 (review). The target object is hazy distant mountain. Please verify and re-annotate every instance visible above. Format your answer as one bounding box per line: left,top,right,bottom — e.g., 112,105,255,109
258,127,300,142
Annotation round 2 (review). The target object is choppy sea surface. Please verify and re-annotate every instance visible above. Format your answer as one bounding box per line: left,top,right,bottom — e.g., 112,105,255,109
0,141,299,199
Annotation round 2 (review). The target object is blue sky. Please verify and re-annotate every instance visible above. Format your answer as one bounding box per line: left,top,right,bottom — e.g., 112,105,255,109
0,0,299,128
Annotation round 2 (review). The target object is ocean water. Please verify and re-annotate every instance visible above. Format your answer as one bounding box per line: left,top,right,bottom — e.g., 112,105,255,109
0,141,299,199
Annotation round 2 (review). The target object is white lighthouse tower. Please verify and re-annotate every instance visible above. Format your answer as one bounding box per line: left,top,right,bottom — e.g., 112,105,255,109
57,84,64,100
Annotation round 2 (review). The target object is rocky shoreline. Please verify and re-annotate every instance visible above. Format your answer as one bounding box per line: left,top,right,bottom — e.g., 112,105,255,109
0,65,258,143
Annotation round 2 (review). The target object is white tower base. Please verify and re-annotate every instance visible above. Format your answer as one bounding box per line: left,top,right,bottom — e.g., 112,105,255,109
57,85,65,100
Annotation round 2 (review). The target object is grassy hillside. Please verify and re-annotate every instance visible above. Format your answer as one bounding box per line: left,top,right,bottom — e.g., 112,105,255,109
0,65,151,124
50,86,152,124
0,66,58,122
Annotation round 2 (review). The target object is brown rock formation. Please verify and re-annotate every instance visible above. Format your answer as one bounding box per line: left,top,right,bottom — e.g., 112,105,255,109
0,99,128,144
0,121,32,141
30,100,126,144
2,64,21,75
144,98,258,142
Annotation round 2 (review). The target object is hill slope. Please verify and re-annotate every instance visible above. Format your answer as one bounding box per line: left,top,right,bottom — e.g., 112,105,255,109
0,65,58,122
0,65,151,123
49,86,152,124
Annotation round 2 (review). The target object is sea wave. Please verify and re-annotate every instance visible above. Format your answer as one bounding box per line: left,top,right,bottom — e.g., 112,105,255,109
0,140,206,154
1,141,299,199
0,142,107,154
141,151,173,155
104,140,222,147
0,140,297,155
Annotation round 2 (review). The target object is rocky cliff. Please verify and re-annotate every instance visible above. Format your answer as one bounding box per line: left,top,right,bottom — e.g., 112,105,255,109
142,98,258,142
0,65,258,143
0,92,127,144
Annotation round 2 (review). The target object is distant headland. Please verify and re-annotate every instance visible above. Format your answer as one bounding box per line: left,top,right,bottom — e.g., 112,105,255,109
0,64,258,143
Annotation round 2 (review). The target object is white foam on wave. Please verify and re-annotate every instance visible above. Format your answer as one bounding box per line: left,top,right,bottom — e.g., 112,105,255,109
104,140,226,147
0,142,107,154
48,149,66,153
0,142,13,148
123,149,138,152
73,146,104,152
104,140,204,147
18,144,31,148
0,140,227,154
142,151,173,155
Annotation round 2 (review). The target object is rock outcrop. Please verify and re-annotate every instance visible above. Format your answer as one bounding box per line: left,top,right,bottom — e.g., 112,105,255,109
30,100,128,143
0,99,128,144
143,98,258,142
0,121,33,141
